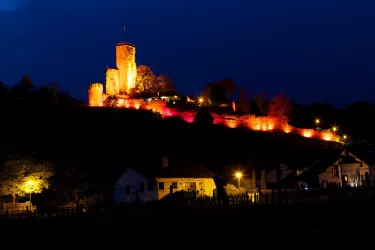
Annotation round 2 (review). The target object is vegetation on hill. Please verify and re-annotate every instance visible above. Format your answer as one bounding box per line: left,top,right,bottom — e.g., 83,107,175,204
0,75,371,205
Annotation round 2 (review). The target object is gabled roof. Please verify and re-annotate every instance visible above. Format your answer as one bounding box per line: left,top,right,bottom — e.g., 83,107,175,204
347,148,375,166
339,155,362,165
283,153,342,183
246,138,343,173
129,162,215,180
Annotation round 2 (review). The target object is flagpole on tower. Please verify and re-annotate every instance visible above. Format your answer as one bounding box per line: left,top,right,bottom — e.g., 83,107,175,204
124,26,126,42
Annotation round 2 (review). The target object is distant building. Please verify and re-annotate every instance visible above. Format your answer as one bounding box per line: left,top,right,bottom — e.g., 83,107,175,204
318,151,370,187
280,149,373,188
113,158,216,204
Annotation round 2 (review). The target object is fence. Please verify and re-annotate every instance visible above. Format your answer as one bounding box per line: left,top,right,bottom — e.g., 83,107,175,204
224,187,375,206
1,202,36,212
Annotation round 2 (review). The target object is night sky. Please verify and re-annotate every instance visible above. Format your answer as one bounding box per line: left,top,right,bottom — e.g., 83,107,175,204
1,0,375,107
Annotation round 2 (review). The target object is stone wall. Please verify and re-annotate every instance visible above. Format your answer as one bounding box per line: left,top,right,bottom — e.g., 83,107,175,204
88,83,103,107
105,68,120,95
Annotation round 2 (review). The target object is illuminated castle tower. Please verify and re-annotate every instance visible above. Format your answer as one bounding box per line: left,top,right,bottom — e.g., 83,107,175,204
104,27,136,95
105,67,120,95
88,83,103,107
116,41,136,94
89,28,137,106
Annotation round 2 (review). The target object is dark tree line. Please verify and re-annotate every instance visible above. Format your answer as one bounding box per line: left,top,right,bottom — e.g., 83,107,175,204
0,75,371,206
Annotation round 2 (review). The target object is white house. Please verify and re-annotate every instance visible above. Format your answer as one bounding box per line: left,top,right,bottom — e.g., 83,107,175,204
319,150,371,187
113,158,217,204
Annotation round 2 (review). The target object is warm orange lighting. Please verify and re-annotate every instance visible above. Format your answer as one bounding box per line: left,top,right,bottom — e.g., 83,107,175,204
116,43,137,94
343,135,347,139
323,134,332,141
302,129,313,138
199,98,203,103
235,172,242,178
24,180,35,193
332,126,337,132
106,68,120,95
315,119,320,124
225,120,238,129
88,83,103,107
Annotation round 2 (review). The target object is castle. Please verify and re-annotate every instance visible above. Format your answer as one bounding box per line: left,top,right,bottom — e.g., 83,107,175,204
87,31,340,143
88,37,137,107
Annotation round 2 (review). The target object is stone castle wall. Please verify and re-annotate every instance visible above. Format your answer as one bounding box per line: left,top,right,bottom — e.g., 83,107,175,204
116,43,136,94
88,83,103,107
105,68,120,95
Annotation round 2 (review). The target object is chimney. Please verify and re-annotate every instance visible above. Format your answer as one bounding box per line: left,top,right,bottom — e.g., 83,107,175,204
162,157,168,168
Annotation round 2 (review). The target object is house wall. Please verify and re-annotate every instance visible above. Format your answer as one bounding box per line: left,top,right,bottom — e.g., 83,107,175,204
341,163,369,187
370,166,375,185
319,163,370,187
114,169,158,204
319,165,341,186
346,152,373,185
156,178,216,200
266,164,292,183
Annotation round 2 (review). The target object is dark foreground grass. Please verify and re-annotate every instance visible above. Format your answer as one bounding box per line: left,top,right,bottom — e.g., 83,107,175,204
1,201,374,249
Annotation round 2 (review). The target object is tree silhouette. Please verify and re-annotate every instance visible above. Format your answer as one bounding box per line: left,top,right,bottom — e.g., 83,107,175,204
253,92,267,116
260,168,267,190
158,74,177,94
238,88,250,113
268,93,292,119
135,65,159,95
193,108,214,127
0,156,54,203
13,76,34,92
201,78,236,105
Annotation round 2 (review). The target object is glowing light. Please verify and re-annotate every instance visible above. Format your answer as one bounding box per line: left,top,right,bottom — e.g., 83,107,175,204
105,68,120,95
24,180,35,193
225,120,238,128
118,99,125,106
88,83,103,107
235,172,242,178
302,129,313,138
332,126,337,132
343,135,347,139
323,134,332,141
116,43,137,94
199,98,203,103
315,119,320,125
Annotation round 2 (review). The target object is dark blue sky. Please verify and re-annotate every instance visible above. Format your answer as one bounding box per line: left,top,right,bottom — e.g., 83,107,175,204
1,0,375,107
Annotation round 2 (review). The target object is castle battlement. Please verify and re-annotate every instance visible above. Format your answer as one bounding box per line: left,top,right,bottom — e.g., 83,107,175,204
88,82,103,89
116,42,135,47
87,30,341,143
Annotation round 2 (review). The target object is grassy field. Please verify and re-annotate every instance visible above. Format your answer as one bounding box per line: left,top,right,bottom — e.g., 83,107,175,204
1,201,374,249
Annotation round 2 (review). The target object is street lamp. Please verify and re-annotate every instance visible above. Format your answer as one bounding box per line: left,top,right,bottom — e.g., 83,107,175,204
26,180,34,207
198,98,203,104
235,172,242,190
332,126,337,133
315,119,320,129
343,135,347,140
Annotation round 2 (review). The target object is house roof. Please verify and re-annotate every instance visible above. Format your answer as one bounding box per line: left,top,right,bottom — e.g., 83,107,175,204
245,135,343,174
285,154,363,183
339,155,362,165
130,161,215,180
282,153,342,183
346,145,375,165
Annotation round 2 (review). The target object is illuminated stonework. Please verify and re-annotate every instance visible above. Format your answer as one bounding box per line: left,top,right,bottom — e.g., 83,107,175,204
89,32,137,105
88,83,103,107
163,107,339,142
87,31,339,143
106,68,120,95
116,42,136,94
